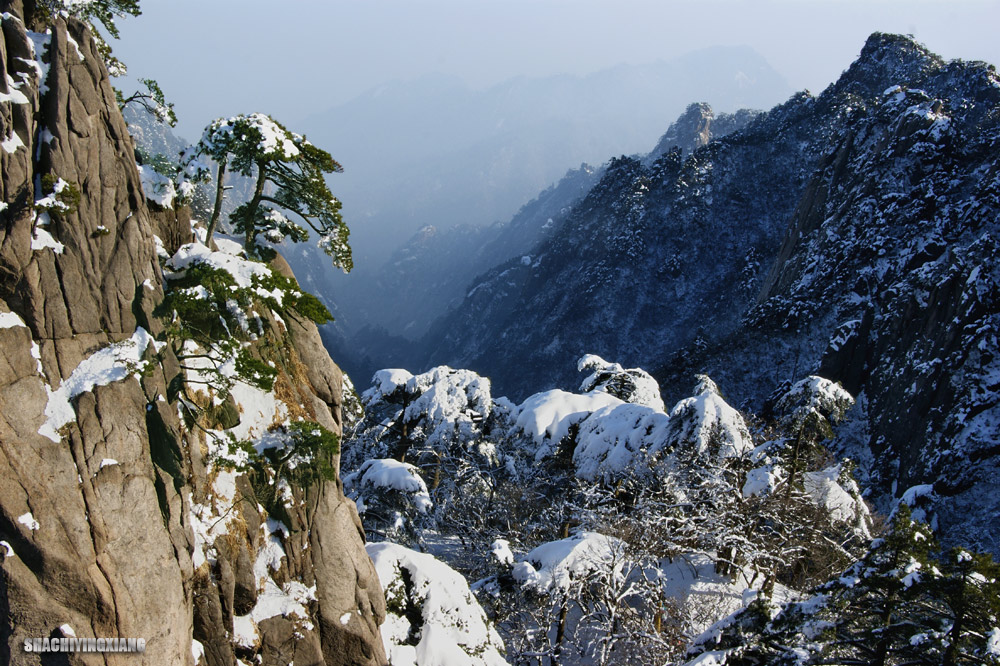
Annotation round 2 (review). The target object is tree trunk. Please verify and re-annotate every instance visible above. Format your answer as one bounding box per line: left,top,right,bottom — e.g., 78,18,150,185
552,602,568,666
244,161,267,254
205,158,227,247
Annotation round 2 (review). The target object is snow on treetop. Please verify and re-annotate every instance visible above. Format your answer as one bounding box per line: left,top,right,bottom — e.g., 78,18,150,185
199,113,301,161
514,389,623,461
774,376,854,431
803,464,871,536
403,367,492,436
364,366,493,449
366,542,508,666
344,458,432,514
663,375,752,458
364,368,414,402
573,402,670,483
512,531,625,594
166,241,271,290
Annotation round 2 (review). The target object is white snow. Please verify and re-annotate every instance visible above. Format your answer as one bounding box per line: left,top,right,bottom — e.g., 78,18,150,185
684,651,730,666
24,30,51,96
775,376,854,429
491,539,514,566
213,237,243,256
577,353,665,411
65,32,85,61
31,225,64,254
2,130,24,153
0,73,29,105
166,242,273,291
367,542,508,666
231,518,316,649
340,612,352,626
137,164,176,208
191,639,205,663
987,627,1000,656
58,624,75,637
345,459,432,514
0,311,26,328
0,541,13,557
803,464,869,534
17,512,39,531
39,328,162,442
572,402,669,482
742,465,780,498
513,531,625,594
664,376,752,458
900,484,935,505
99,458,119,469
514,389,623,460
364,366,494,449
367,368,414,399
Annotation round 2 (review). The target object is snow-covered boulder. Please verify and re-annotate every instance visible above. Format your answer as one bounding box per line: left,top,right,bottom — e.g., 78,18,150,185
663,375,752,458
577,354,666,411
367,542,509,666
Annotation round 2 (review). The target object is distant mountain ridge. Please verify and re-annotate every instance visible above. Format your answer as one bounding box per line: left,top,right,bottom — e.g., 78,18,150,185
285,46,791,343
419,33,1000,553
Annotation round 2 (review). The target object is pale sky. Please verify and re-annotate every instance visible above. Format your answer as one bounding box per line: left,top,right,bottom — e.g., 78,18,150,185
115,0,1000,141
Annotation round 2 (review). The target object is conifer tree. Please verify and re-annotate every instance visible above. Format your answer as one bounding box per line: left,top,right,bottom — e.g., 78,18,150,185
180,113,351,271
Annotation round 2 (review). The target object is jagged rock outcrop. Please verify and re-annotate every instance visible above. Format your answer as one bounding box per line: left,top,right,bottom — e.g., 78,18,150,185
646,102,759,161
0,3,386,664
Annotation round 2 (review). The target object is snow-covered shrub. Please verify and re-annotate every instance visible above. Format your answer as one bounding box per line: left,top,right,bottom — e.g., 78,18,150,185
367,542,508,666
662,375,753,458
347,366,512,544
773,375,855,436
572,402,669,483
344,459,433,545
513,389,623,462
502,531,677,665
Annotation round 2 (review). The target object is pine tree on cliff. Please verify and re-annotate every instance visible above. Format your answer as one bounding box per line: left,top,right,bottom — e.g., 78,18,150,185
179,113,352,271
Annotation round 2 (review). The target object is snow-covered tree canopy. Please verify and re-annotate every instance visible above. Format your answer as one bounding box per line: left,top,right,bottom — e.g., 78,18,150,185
180,113,351,271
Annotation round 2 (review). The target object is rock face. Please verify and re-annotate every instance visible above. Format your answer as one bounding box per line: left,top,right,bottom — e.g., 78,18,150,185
422,33,1000,553
645,102,759,161
0,3,385,664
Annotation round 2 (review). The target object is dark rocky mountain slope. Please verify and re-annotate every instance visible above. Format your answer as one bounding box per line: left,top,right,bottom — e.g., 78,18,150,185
422,33,1000,553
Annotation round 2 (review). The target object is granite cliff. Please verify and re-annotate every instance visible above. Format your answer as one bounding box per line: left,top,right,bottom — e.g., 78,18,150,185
0,3,386,664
